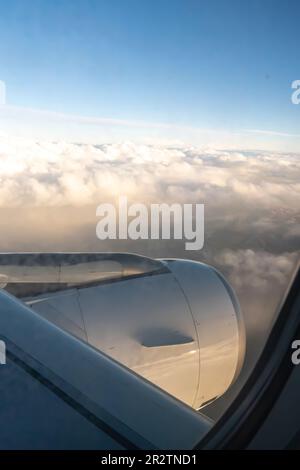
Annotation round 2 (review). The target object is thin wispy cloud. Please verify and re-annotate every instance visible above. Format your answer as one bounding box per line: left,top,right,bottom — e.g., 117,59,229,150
246,128,300,138
1,104,300,151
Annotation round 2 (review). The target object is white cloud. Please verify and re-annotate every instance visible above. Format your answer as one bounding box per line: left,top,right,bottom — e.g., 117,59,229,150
0,136,299,217
214,249,297,293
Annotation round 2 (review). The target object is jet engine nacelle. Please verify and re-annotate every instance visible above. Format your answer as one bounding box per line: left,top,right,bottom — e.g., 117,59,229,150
1,253,245,409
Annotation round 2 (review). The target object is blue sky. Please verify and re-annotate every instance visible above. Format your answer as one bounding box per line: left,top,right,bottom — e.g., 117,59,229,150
0,0,299,143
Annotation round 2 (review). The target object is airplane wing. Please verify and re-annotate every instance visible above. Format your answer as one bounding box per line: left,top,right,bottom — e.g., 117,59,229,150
0,287,212,450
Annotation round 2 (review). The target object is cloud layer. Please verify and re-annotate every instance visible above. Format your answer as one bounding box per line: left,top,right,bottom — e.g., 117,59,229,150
0,135,298,259
0,135,299,211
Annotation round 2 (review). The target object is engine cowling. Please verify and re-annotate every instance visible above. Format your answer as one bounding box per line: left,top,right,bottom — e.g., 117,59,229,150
1,253,245,409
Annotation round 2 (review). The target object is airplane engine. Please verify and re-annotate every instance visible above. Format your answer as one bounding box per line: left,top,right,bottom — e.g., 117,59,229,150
0,253,245,410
